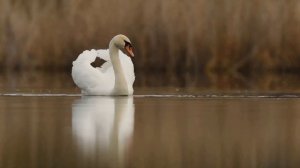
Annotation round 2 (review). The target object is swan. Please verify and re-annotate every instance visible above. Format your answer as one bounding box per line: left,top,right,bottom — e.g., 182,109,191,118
71,34,135,95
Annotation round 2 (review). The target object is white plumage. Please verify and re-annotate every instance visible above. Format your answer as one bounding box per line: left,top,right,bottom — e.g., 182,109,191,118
71,35,135,95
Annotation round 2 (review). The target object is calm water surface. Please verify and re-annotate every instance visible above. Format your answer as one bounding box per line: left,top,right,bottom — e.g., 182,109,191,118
1,72,300,168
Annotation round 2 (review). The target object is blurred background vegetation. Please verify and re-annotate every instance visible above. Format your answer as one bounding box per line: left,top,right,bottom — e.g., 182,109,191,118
0,0,300,73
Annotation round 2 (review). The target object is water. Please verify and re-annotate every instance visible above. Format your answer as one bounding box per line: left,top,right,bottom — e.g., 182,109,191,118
1,72,300,168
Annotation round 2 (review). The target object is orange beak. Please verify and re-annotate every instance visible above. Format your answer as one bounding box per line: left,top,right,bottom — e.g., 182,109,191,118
125,46,134,57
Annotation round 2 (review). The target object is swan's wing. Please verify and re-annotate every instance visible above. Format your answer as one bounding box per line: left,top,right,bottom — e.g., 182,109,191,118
96,49,113,73
96,50,110,61
72,49,98,65
72,49,114,95
73,49,111,66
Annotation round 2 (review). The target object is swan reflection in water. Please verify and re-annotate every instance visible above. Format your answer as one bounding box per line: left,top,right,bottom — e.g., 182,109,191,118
72,96,134,165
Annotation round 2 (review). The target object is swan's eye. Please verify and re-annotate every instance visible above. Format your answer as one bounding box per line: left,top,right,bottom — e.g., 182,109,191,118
124,40,132,48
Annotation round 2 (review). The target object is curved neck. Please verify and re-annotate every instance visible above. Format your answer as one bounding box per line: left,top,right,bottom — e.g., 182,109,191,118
109,43,128,95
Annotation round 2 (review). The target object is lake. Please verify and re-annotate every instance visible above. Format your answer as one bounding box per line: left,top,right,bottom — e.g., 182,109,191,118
0,72,300,168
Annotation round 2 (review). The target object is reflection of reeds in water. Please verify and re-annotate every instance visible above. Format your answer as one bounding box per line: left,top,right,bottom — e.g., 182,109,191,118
1,96,300,167
1,0,300,71
130,99,300,168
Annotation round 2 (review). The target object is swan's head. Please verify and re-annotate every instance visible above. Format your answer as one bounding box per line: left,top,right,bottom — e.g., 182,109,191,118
111,34,134,57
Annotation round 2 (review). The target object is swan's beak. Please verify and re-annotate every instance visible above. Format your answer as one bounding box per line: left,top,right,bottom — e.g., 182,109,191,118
125,46,134,57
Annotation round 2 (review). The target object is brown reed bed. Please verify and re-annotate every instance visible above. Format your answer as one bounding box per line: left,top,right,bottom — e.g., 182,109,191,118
0,0,300,72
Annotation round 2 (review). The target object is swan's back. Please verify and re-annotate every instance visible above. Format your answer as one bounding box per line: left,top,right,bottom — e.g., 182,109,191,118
71,49,135,95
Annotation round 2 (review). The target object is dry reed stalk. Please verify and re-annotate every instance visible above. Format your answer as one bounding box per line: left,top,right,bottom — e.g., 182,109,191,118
0,0,300,72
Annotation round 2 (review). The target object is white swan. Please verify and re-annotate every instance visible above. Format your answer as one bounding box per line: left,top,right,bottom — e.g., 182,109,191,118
71,34,135,95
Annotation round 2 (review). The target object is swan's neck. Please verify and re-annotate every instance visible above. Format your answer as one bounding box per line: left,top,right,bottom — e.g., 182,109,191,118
109,43,128,95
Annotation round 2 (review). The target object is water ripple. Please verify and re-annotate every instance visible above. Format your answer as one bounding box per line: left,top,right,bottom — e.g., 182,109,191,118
0,93,81,97
135,94,300,99
0,93,300,98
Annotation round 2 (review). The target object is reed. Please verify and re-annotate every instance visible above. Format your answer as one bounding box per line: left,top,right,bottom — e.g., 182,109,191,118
1,0,300,72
